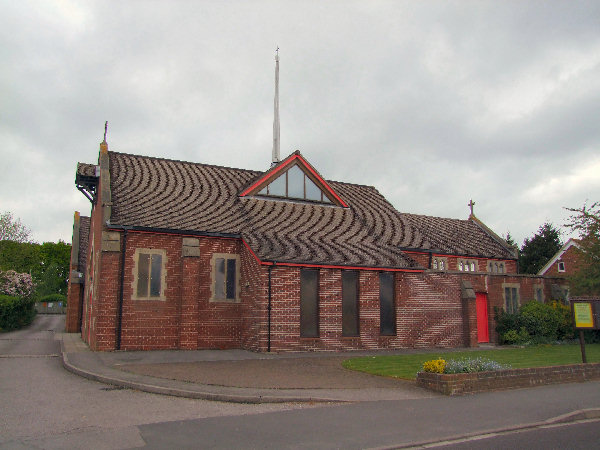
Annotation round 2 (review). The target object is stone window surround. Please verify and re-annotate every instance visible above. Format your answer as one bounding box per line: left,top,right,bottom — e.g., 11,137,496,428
487,260,506,274
558,261,566,272
534,284,544,303
432,256,448,271
457,258,479,272
209,253,241,303
502,282,520,314
132,248,168,301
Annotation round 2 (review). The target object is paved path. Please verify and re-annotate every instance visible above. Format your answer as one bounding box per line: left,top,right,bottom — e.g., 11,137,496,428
61,332,437,403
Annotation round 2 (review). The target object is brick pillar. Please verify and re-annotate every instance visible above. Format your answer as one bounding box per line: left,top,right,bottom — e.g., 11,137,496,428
180,238,200,349
461,280,478,347
66,211,83,332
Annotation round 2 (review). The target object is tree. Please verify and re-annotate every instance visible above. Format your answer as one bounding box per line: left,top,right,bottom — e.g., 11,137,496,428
0,211,33,243
565,202,600,295
504,232,517,248
519,223,562,274
0,240,71,297
36,241,71,296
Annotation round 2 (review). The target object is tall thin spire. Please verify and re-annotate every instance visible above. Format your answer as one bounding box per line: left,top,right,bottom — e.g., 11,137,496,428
272,47,280,166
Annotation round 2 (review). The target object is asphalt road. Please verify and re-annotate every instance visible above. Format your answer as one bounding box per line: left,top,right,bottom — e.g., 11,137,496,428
1,315,599,449
0,315,313,449
434,419,600,449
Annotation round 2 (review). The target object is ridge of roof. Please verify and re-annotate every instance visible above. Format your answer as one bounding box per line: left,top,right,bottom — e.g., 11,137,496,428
469,214,518,259
108,150,262,176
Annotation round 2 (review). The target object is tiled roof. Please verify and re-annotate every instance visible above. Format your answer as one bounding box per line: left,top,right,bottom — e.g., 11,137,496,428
77,163,97,178
99,151,514,268
399,213,515,259
78,216,91,272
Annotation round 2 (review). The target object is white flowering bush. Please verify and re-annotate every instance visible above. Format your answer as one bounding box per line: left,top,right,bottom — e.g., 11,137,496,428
444,357,510,374
0,271,36,331
0,270,35,299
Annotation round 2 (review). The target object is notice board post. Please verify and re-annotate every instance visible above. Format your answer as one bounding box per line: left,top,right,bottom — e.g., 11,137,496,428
571,298,600,363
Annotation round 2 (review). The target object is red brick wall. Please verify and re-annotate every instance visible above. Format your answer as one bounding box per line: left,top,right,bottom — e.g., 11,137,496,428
266,268,467,352
404,251,517,275
65,281,82,333
78,216,567,352
544,245,585,278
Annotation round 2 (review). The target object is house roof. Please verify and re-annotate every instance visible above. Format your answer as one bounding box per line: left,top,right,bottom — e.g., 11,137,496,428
537,238,582,275
77,163,97,177
83,150,514,269
399,213,517,260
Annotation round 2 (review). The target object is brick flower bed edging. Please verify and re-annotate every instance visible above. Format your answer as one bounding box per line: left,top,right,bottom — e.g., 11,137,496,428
416,363,600,396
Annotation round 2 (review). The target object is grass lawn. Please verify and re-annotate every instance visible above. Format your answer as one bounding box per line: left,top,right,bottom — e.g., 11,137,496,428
342,344,600,380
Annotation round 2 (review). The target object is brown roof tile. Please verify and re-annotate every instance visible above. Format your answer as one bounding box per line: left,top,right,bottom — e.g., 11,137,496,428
399,213,515,259
102,151,513,268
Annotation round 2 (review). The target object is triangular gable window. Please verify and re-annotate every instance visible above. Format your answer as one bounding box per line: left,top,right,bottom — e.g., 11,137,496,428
258,164,332,203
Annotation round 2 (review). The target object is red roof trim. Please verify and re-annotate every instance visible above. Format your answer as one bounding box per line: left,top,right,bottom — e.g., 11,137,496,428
239,153,349,208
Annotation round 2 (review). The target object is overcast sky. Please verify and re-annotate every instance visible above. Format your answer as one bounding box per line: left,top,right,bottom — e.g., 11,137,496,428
1,1,599,247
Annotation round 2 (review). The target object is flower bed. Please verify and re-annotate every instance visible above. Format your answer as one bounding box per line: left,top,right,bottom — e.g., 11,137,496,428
417,363,600,395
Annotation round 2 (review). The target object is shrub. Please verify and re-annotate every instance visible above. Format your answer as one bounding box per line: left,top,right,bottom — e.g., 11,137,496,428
444,357,510,374
550,301,574,340
519,301,559,340
501,327,529,345
422,359,446,373
39,293,67,304
0,294,36,332
0,270,35,299
495,307,523,344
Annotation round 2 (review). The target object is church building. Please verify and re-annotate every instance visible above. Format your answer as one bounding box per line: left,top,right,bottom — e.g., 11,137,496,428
66,54,566,352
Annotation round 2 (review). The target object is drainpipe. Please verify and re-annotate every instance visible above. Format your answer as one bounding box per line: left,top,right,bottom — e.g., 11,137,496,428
116,228,129,350
428,251,433,269
267,264,272,352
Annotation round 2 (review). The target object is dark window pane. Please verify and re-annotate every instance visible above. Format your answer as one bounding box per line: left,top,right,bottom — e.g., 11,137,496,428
226,259,236,299
342,271,359,336
300,269,319,337
287,165,304,199
215,258,225,299
137,253,150,297
268,173,286,196
150,254,162,297
379,272,396,335
305,176,322,201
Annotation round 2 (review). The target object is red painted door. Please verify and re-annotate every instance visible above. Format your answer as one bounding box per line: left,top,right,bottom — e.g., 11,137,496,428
476,293,489,343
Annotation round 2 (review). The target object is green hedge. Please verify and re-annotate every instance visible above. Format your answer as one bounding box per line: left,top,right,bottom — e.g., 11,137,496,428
38,293,67,304
0,295,36,332
495,300,575,345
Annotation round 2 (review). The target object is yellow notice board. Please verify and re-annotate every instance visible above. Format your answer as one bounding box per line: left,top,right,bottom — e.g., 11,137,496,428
573,302,594,328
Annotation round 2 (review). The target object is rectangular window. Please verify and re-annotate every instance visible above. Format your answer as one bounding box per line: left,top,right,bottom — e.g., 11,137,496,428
535,286,544,303
133,249,167,300
504,286,519,314
558,261,565,272
379,272,396,335
342,271,359,337
300,269,319,337
211,254,240,302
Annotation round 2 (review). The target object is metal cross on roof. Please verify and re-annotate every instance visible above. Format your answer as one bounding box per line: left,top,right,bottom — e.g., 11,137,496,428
468,199,476,215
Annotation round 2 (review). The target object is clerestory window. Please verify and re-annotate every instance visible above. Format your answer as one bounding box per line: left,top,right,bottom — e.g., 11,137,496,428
258,164,333,203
